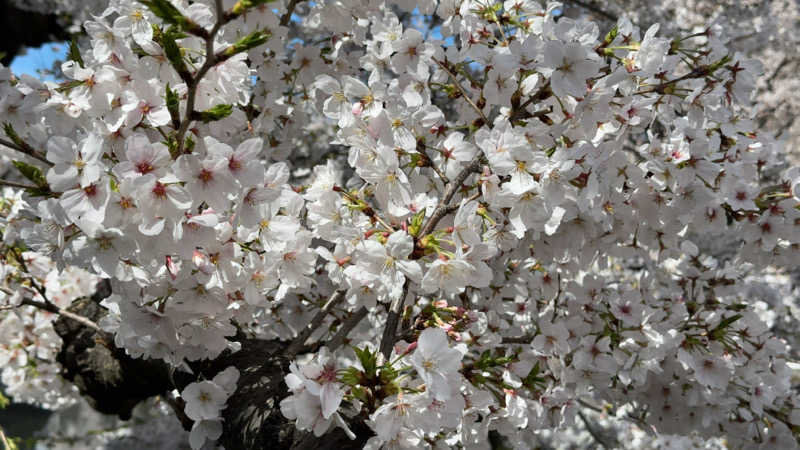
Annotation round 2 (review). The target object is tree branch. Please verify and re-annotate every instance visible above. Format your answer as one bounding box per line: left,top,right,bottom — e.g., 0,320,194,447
569,0,618,22
578,410,618,449
432,57,488,126
501,335,534,345
19,297,102,331
379,281,409,359
162,393,195,431
286,290,345,357
0,178,39,190
0,425,11,450
174,1,228,154
0,137,52,166
417,155,484,239
329,306,368,352
280,0,302,27
47,293,369,448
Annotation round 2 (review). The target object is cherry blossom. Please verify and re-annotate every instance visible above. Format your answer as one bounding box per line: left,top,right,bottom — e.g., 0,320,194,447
0,0,798,448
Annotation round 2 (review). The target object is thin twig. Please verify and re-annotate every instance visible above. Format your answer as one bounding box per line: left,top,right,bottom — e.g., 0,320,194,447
428,158,450,185
6,250,101,330
175,1,228,154
501,335,534,345
335,186,395,232
432,58,488,125
0,425,12,450
570,0,618,22
286,290,345,357
10,247,50,301
578,410,618,449
417,155,484,238
280,0,302,26
0,138,52,166
328,306,368,352
162,393,194,431
0,179,38,190
441,190,481,216
765,57,793,90
19,297,102,331
577,398,605,413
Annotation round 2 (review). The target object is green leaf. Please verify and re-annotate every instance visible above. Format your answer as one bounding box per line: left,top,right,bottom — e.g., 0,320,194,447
68,37,84,68
351,385,368,403
408,209,426,237
379,365,398,384
156,27,190,80
184,135,196,153
710,314,742,341
231,0,278,15
12,161,48,189
166,83,180,127
0,391,9,409
3,123,26,150
522,361,546,390
709,54,732,73
353,346,378,377
602,25,618,46
138,0,188,27
475,349,492,370
196,104,233,123
55,79,86,93
223,30,271,57
339,367,362,386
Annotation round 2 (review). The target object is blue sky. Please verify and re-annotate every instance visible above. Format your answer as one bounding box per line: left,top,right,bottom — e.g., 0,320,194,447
6,5,561,81
10,42,68,81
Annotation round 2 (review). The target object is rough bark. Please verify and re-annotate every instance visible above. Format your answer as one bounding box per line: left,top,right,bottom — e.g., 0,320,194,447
51,283,370,449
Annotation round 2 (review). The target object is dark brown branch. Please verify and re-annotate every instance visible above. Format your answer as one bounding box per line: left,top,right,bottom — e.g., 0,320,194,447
162,393,195,431
0,137,52,166
569,0,618,22
432,57,488,126
0,178,39,190
48,283,371,448
417,155,484,239
20,297,101,331
174,0,227,154
578,410,619,449
280,0,302,26
286,290,345,357
379,281,409,359
329,306,368,352
501,335,534,345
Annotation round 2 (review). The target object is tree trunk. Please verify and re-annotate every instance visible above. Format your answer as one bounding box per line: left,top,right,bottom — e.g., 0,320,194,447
52,285,370,449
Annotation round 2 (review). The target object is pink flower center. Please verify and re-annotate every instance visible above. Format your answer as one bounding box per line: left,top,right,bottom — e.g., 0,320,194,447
152,182,167,199
136,161,154,174
198,169,214,184
318,364,337,383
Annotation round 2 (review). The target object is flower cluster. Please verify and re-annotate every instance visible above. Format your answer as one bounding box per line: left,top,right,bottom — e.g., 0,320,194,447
180,366,239,449
0,250,97,408
280,347,352,437
0,0,798,448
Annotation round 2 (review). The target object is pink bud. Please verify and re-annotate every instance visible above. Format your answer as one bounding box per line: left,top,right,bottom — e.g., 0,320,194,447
165,255,177,281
